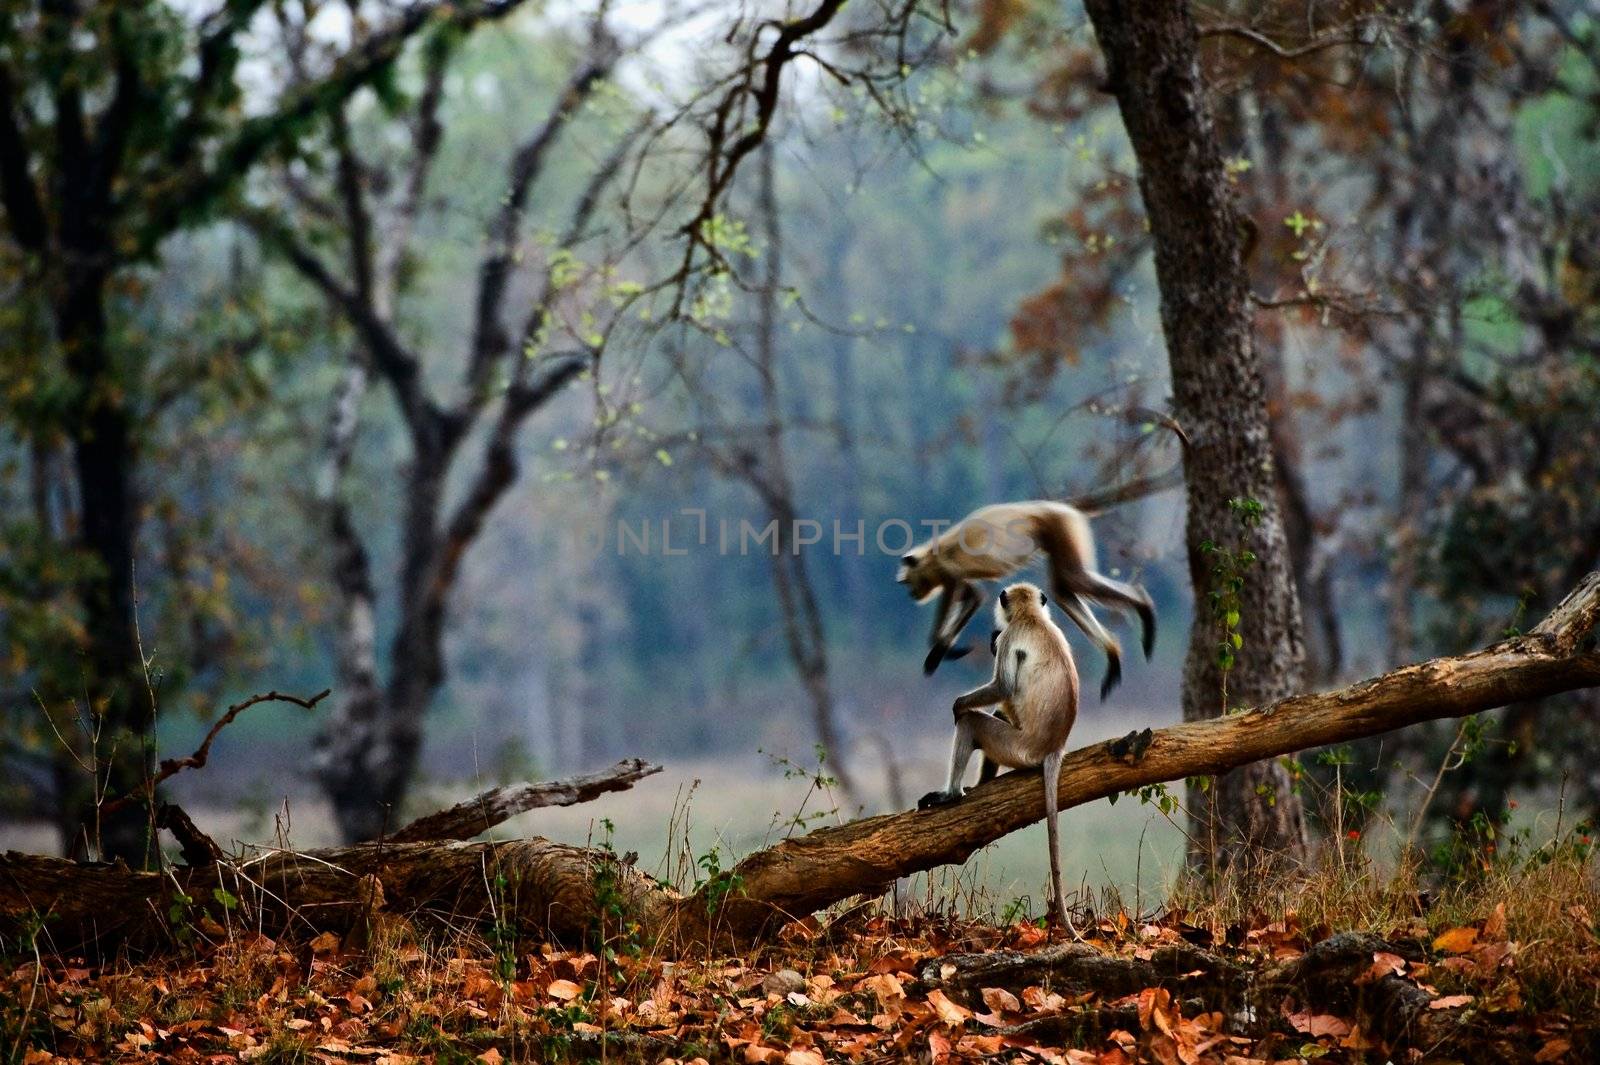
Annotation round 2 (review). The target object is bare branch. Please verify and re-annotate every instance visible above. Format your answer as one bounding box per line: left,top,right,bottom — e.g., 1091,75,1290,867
247,213,432,426
1198,23,1371,60
467,43,617,401
390,758,663,842
672,0,850,306
380,29,456,305
513,117,650,362
100,689,330,817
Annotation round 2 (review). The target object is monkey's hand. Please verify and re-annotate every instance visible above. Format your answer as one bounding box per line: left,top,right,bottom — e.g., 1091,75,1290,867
917,789,961,810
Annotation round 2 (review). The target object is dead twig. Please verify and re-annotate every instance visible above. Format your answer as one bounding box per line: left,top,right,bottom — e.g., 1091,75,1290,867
100,688,330,817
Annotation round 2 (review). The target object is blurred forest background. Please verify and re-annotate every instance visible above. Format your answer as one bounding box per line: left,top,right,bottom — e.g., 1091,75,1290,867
1,0,1596,906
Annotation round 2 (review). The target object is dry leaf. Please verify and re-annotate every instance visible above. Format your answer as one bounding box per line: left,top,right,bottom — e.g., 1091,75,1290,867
1428,994,1474,1010
1357,951,1406,984
1483,902,1507,941
861,973,905,1004
1022,986,1068,1013
980,986,1021,1014
927,988,973,1027
1432,926,1479,953
1534,1037,1571,1062
783,1050,825,1065
475,1051,503,1065
546,978,583,1001
1283,1010,1351,1038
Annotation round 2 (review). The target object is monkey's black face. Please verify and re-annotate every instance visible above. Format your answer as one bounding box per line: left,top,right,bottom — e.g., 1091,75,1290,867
897,553,939,601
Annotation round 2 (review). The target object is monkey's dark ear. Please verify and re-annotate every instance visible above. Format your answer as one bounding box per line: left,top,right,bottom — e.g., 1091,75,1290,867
901,554,917,566
1040,590,1048,606
999,589,1009,608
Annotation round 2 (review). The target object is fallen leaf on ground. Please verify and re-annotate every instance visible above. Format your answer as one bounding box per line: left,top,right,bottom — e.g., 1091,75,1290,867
1483,902,1507,941
1283,1010,1352,1038
546,978,583,1001
927,988,973,1027
1534,1037,1571,1062
1433,926,1479,954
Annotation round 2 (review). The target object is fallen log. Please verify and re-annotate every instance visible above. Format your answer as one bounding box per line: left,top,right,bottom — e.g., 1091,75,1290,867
699,571,1600,941
920,941,1245,1011
0,760,669,955
921,932,1478,1057
2,575,1597,954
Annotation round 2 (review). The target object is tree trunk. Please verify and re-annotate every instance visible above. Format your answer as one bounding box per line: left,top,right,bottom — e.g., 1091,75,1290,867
55,261,151,865
754,144,856,804
317,439,450,843
10,573,1597,955
1081,0,1309,872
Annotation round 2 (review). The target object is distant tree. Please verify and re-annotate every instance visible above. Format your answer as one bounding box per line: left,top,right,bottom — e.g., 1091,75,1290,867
252,7,652,841
0,0,538,862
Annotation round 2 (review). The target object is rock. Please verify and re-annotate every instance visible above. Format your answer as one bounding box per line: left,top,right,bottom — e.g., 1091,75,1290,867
762,969,806,997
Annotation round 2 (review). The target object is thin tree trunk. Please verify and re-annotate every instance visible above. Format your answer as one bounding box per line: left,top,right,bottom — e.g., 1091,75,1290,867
754,145,856,804
312,351,391,843
1081,0,1309,871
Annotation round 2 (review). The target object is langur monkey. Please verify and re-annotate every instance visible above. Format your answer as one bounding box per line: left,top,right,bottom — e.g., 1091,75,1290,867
895,500,1155,700
918,582,1078,928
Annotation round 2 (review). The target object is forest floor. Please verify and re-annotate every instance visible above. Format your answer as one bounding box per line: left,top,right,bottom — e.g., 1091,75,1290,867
4,850,1597,1064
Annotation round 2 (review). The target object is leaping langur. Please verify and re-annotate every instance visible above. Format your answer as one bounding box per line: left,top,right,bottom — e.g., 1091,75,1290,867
895,500,1156,699
918,582,1078,928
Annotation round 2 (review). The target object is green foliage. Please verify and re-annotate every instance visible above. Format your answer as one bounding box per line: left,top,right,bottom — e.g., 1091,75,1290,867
693,845,745,919
1199,498,1262,681
589,818,643,960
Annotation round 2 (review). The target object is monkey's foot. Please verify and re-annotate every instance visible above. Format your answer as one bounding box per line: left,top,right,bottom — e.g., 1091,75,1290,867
1108,727,1154,765
917,790,961,810
1099,655,1123,702
924,642,975,674
1139,599,1157,659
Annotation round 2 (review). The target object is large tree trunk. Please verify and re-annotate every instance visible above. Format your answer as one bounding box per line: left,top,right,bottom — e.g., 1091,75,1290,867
55,263,150,866
10,574,1597,955
1081,0,1308,872
317,435,452,843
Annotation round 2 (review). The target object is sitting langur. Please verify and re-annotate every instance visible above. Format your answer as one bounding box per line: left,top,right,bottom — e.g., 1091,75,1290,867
896,500,1155,699
918,582,1077,927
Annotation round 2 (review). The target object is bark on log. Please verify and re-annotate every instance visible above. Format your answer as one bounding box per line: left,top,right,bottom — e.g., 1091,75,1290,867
3,575,1597,955
924,932,1472,1056
0,839,679,956
920,942,1245,1011
389,758,662,842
